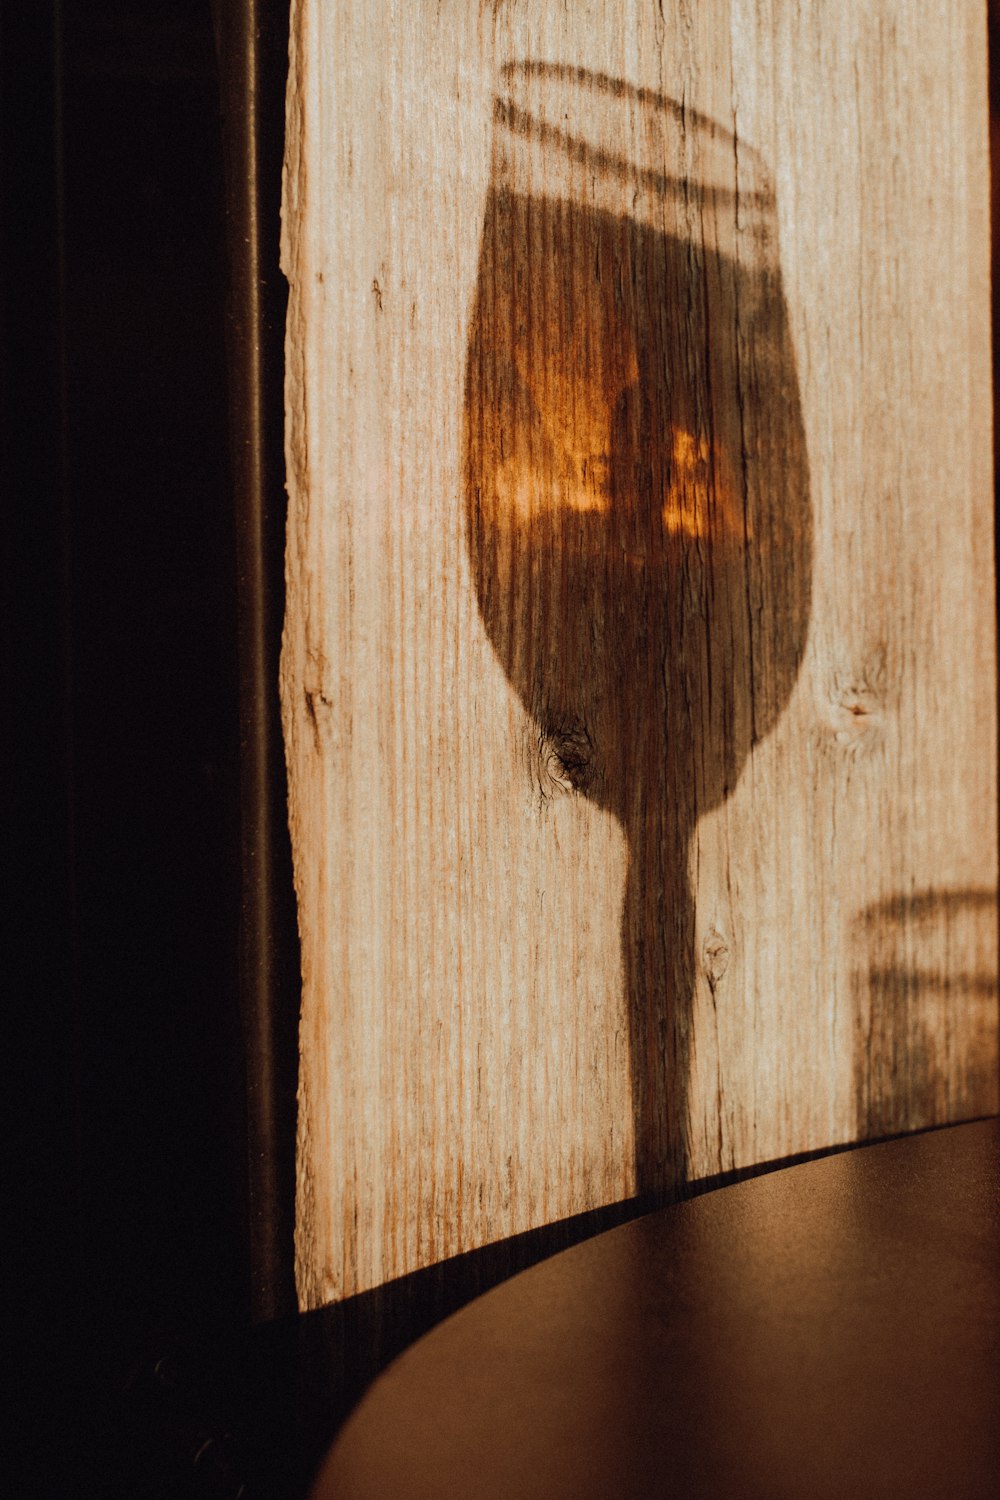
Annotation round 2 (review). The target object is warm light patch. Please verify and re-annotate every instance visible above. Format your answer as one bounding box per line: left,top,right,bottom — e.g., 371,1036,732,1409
662,428,714,540
486,277,742,543
511,306,639,517
491,417,740,547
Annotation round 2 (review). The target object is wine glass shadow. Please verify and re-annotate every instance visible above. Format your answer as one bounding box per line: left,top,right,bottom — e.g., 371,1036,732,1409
851,888,999,1136
464,64,812,1197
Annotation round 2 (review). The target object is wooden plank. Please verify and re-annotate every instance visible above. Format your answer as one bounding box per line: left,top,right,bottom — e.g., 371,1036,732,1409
282,0,997,1309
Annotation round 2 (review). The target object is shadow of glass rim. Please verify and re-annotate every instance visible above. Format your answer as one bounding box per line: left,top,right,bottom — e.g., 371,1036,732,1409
494,59,776,227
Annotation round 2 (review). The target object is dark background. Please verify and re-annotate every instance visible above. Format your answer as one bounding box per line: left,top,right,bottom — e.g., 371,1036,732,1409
3,3,290,1493
3,3,998,1497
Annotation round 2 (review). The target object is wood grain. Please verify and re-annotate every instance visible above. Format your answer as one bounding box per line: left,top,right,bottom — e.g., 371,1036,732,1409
282,0,997,1309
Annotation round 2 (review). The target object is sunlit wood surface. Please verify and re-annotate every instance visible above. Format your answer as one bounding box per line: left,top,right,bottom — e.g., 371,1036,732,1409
282,0,996,1308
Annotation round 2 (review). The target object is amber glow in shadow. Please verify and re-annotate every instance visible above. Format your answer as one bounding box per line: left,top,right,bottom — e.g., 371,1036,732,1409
493,416,737,544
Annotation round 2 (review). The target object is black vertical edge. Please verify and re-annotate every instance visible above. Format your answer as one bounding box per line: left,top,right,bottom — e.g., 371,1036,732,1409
2,0,76,1288
2,2,80,1487
991,0,1000,1044
992,1,999,492
213,0,299,1325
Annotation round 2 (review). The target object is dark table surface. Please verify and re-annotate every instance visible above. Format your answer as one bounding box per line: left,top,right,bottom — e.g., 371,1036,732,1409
314,1119,999,1498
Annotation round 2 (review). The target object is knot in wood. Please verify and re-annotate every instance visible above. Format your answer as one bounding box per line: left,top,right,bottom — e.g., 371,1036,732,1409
538,719,594,795
702,929,731,988
826,656,889,752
